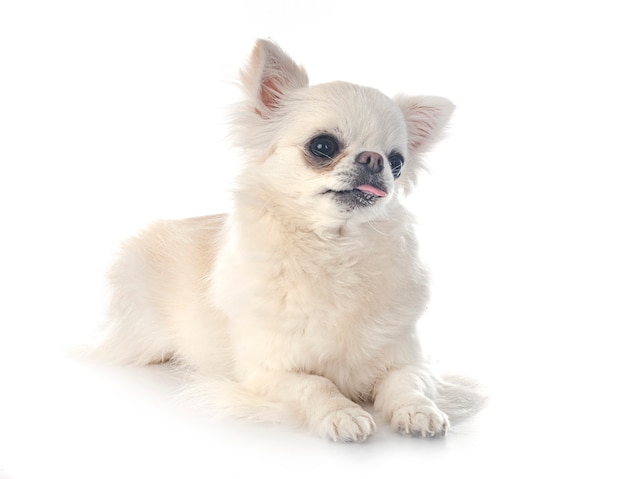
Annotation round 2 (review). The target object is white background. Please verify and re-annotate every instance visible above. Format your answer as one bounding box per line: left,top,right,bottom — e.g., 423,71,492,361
1,1,625,477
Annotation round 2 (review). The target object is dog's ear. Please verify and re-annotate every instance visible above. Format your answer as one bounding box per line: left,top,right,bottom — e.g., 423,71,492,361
241,39,309,118
394,95,454,193
394,95,455,155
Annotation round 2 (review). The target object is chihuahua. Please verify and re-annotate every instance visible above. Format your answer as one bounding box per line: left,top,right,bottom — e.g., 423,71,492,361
95,40,483,441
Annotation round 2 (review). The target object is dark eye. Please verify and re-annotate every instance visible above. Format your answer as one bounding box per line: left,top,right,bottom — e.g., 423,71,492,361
388,152,405,179
307,134,340,161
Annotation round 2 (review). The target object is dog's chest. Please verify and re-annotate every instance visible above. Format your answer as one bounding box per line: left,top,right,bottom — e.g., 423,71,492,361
268,237,422,357
215,222,427,389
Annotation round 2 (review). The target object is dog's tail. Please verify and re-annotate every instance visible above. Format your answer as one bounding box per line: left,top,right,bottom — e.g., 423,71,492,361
434,374,488,421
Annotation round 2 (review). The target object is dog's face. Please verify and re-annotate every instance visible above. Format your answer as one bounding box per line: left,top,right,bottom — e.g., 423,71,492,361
231,41,454,228
259,82,409,223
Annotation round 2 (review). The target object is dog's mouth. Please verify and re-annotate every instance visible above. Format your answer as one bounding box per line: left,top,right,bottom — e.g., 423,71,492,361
325,184,388,207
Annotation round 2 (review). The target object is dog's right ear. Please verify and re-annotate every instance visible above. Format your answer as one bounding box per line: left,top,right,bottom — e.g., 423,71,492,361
240,39,309,118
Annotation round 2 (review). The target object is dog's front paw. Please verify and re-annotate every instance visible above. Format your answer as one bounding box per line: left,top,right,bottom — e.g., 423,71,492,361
319,406,376,442
390,403,449,438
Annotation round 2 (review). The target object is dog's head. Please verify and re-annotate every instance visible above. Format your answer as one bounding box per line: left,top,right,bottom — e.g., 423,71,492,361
231,40,454,228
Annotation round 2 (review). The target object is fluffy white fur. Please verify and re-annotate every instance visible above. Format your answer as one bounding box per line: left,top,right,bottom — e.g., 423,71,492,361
94,40,484,442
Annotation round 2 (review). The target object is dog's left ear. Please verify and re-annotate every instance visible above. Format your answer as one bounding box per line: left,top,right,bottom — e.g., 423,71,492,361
393,95,454,193
241,39,310,118
394,95,455,155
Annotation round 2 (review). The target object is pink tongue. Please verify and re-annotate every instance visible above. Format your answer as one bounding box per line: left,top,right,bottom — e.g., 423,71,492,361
356,184,387,197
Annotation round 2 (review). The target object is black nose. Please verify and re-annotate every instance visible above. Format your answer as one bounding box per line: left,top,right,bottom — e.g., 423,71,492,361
355,151,384,174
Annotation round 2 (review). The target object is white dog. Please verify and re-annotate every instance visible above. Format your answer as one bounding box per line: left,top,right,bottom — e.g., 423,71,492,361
94,40,483,441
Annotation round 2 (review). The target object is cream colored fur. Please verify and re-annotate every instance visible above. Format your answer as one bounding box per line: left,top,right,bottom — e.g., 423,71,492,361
94,40,484,441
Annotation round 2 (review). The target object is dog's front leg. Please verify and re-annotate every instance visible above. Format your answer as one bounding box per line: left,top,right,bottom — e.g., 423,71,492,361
248,371,376,442
373,365,449,437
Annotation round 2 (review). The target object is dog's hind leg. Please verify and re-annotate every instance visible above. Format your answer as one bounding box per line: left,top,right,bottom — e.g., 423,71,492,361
91,237,175,366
